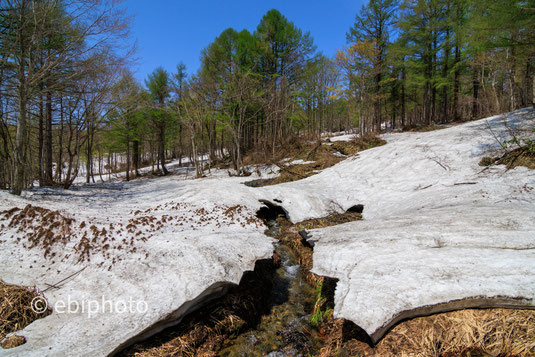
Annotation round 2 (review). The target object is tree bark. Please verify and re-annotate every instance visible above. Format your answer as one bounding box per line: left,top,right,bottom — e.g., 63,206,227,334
453,45,461,121
126,133,130,181
13,89,27,195
159,124,168,174
133,139,140,176
44,88,53,185
38,93,44,186
401,63,406,128
472,65,479,119
12,3,27,196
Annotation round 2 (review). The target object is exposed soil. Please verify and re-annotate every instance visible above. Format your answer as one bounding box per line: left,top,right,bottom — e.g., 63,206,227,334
245,134,386,187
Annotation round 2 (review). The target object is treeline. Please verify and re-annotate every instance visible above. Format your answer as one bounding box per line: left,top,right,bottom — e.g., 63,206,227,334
1,1,534,194
0,0,131,193
337,0,535,133
115,9,348,178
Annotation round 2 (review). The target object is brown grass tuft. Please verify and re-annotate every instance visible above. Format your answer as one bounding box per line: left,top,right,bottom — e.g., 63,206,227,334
496,146,535,170
0,280,51,345
479,145,535,170
319,308,535,357
1,335,25,349
403,124,446,132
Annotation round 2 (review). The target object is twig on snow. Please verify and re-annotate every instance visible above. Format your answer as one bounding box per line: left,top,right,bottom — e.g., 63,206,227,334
430,158,449,171
42,266,87,293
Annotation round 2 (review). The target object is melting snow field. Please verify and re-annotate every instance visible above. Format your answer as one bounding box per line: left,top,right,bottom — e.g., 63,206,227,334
0,108,534,355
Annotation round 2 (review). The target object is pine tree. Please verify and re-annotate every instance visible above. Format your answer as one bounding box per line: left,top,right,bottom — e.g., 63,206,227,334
347,0,398,131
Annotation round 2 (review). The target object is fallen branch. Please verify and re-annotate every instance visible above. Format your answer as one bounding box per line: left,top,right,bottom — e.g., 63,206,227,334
486,119,508,150
415,184,433,190
42,266,87,293
305,141,321,160
454,182,478,185
430,158,448,171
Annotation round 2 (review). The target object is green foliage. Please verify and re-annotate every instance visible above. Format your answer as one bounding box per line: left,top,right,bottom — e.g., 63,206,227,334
145,67,170,104
255,9,316,81
310,281,332,328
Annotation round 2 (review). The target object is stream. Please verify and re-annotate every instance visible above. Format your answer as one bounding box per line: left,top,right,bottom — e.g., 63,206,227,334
219,220,322,356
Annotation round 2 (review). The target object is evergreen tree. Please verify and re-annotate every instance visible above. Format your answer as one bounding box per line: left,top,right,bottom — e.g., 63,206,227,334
347,0,398,131
145,67,172,174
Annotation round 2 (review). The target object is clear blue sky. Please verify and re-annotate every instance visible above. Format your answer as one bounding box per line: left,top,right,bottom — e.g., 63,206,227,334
123,0,366,83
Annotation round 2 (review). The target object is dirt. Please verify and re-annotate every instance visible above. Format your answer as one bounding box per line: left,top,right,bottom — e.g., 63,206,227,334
245,135,386,187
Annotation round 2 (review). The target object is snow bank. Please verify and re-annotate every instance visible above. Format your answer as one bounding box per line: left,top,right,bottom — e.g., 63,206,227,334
328,133,356,142
271,108,534,342
0,174,274,356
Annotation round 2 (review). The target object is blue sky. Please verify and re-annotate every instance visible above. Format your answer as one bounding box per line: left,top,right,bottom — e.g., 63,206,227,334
123,0,366,83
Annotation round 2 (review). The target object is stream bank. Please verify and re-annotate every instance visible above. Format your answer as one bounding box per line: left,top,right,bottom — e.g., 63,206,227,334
118,205,363,356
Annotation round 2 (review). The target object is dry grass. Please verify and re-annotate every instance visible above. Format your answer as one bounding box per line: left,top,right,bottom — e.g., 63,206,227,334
319,308,535,357
254,135,386,186
1,335,26,349
479,146,535,170
402,124,447,132
497,146,535,170
0,204,75,259
0,280,51,347
295,212,363,231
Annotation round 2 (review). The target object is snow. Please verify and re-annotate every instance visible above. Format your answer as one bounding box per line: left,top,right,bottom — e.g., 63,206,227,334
285,159,315,166
287,108,535,342
0,173,275,356
328,133,356,142
1,108,534,353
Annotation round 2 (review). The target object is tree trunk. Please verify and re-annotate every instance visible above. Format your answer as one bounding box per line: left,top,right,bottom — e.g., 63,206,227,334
38,93,44,186
44,89,53,185
86,123,93,184
472,65,479,119
453,45,461,121
442,28,450,123
55,96,64,182
532,75,535,109
126,134,130,181
13,93,27,195
12,9,27,196
133,140,140,176
159,124,168,174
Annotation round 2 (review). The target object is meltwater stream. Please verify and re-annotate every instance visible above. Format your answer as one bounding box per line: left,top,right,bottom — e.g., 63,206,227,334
219,220,322,356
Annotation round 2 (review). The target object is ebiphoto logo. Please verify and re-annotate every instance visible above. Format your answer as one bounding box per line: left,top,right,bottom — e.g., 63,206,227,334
31,295,148,318
30,296,48,314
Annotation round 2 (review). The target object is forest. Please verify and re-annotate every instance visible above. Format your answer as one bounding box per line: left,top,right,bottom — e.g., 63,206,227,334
0,0,534,194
